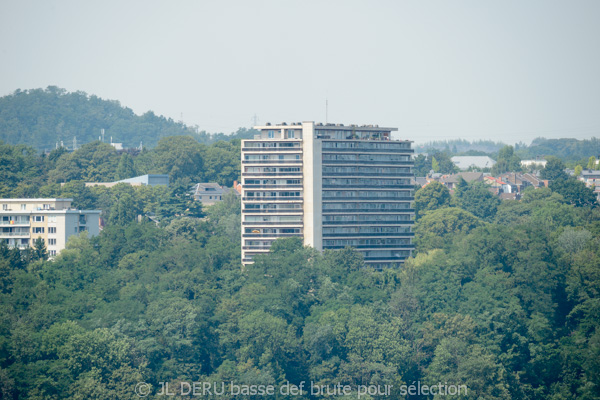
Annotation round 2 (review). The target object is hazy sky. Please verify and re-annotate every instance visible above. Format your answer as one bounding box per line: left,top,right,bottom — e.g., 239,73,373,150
1,1,599,144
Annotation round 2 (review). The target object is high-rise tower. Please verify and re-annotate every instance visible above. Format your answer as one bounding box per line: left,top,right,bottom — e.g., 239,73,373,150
241,122,414,269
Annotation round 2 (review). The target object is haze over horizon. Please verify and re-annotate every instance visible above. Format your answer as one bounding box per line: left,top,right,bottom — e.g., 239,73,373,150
1,0,599,145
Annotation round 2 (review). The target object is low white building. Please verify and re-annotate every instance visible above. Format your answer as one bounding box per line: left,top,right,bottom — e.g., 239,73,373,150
521,159,547,168
0,198,100,257
451,156,496,170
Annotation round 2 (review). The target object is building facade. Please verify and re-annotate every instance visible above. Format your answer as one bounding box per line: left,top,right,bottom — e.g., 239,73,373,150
0,198,101,257
241,122,414,269
192,182,238,206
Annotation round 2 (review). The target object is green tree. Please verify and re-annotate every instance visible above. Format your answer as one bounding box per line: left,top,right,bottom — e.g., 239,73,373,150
413,153,431,176
551,178,598,208
116,153,136,180
414,181,451,219
587,156,596,170
414,207,484,252
136,136,205,183
431,156,440,173
492,145,522,175
454,178,501,220
540,156,568,181
32,237,48,261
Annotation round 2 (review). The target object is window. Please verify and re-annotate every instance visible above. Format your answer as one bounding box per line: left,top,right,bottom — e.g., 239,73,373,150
43,204,50,210
33,227,44,234
21,204,26,210
49,250,57,257
48,238,56,246
48,216,57,222
48,227,56,234
268,131,275,138
34,216,44,222
2,204,7,211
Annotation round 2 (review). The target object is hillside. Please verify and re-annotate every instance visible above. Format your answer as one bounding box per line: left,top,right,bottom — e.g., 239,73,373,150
0,87,205,151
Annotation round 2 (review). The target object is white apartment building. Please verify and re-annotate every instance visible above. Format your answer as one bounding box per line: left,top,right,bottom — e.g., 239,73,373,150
0,198,101,257
241,122,414,269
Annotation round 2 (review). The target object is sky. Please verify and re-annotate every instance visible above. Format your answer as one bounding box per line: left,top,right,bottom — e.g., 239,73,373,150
1,0,599,144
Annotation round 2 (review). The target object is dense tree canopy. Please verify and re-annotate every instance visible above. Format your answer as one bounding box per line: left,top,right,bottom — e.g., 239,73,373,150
414,181,451,219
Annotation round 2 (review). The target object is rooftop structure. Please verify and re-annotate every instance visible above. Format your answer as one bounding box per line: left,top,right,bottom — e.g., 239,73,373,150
83,174,170,188
192,183,238,206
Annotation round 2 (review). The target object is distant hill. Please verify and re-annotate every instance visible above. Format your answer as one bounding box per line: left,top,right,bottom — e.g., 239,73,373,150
516,137,600,162
415,139,506,154
416,137,600,162
0,86,254,151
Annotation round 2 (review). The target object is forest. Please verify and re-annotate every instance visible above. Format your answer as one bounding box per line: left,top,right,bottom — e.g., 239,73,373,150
0,135,599,399
0,87,255,151
415,137,600,163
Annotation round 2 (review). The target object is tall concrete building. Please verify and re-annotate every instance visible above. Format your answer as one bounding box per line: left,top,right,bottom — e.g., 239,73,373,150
241,122,414,269
0,198,101,257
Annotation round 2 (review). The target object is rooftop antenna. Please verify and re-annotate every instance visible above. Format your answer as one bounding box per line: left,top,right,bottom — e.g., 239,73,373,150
252,114,259,127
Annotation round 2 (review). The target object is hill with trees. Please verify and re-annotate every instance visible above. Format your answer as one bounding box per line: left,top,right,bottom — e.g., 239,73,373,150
0,87,256,151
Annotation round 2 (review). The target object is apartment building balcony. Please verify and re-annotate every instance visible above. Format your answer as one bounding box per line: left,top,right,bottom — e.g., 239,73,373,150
243,172,303,177
0,232,30,237
242,196,303,202
0,221,30,226
322,208,415,213
243,185,303,189
323,233,414,239
242,161,303,166
321,148,414,154
242,147,302,152
242,221,303,226
322,220,414,225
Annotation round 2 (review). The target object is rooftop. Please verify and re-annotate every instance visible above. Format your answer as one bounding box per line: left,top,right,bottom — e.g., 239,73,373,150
255,122,398,132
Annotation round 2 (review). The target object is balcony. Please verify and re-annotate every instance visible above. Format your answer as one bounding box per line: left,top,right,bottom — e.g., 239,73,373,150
242,147,302,152
242,160,303,164
242,197,303,202
0,232,30,237
0,220,30,226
